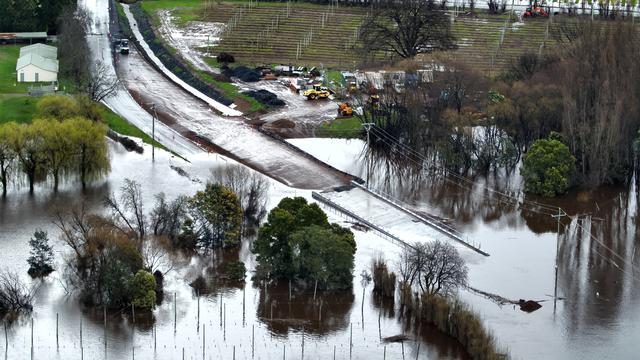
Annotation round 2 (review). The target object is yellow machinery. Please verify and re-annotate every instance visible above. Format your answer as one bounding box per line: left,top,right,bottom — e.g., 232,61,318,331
369,94,380,109
338,103,353,117
303,85,332,100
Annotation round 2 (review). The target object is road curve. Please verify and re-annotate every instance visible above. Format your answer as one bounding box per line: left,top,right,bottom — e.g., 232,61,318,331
79,0,203,158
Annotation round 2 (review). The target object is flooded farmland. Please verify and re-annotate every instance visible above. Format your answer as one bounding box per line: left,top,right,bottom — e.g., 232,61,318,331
0,141,470,360
289,138,640,360
1,137,639,359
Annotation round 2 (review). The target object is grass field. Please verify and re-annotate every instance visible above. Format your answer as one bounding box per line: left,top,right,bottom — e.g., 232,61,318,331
139,1,574,73
0,45,38,94
0,95,38,124
317,116,363,138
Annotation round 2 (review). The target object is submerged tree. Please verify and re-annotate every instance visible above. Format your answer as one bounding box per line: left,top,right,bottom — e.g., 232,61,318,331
27,229,55,278
189,184,243,249
253,197,356,290
521,137,575,197
399,240,468,296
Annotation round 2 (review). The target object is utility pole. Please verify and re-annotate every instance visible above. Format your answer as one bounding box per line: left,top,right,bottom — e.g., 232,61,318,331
150,104,157,162
362,123,374,189
551,207,567,314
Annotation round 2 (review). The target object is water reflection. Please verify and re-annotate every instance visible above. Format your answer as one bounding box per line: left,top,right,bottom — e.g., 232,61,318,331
256,281,355,336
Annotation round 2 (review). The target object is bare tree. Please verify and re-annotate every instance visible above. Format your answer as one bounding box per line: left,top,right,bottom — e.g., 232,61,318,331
150,193,189,240
209,165,269,226
0,271,36,319
399,240,468,296
360,0,455,59
103,179,146,241
85,61,121,102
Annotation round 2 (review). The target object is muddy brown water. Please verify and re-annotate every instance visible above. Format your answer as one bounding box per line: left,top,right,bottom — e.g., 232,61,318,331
287,138,640,360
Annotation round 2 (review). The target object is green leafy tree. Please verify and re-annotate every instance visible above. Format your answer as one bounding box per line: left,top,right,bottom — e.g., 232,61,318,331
27,229,55,278
290,225,356,291
129,270,157,309
253,197,356,289
189,184,242,249
34,119,73,192
12,123,48,194
36,96,80,121
521,138,576,197
65,117,110,189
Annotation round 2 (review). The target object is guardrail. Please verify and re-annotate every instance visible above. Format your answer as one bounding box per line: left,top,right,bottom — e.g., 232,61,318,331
351,181,489,257
312,191,416,250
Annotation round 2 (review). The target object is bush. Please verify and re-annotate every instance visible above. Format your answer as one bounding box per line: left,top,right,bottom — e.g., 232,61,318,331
372,257,396,298
521,137,576,197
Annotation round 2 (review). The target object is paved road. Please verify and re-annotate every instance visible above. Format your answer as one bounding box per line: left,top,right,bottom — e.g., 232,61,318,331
80,0,203,158
82,0,351,189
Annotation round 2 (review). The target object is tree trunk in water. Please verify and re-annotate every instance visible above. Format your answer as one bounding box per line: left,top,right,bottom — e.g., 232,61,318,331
314,279,318,300
53,171,59,192
28,172,35,194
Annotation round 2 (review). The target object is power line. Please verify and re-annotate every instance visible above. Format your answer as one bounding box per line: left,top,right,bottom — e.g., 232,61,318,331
368,125,560,214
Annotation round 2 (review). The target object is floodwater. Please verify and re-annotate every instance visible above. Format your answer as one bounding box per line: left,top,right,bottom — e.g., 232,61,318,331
289,138,640,359
0,141,469,360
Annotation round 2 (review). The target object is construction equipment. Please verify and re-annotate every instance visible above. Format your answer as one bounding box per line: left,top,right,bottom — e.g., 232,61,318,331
338,102,353,117
368,94,380,110
303,84,332,100
523,1,549,18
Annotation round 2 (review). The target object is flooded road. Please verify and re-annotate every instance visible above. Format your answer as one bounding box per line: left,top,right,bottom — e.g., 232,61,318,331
0,142,468,359
290,138,640,360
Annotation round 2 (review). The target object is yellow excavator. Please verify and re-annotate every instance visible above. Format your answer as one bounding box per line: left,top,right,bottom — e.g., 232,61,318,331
303,85,332,100
337,102,353,117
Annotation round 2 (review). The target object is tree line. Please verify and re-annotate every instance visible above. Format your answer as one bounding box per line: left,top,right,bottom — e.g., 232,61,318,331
356,16,640,195
0,0,74,33
0,96,111,196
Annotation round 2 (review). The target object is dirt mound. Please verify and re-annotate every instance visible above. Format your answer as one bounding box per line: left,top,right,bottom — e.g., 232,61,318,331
243,89,285,107
224,66,261,82
518,299,542,312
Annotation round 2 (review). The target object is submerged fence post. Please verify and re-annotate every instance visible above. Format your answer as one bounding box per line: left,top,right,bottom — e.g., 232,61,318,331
252,324,255,358
202,324,205,360
55,313,58,349
174,292,177,332
102,306,107,353
301,327,305,360
349,322,353,359
30,317,33,360
80,318,83,360
4,321,7,352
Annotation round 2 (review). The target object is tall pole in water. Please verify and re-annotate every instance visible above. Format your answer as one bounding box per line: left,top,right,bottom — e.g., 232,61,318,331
151,104,157,162
363,123,374,189
552,207,566,314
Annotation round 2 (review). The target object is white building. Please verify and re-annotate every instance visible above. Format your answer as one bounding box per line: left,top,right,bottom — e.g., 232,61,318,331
16,43,58,83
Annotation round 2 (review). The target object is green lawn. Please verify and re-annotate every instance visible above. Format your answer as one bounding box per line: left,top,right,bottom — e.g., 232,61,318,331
99,104,167,151
0,94,167,151
0,95,38,124
0,45,37,94
317,116,363,138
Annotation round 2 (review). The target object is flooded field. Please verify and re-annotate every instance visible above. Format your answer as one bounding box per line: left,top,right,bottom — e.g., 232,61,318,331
0,141,470,359
289,138,640,360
